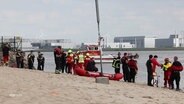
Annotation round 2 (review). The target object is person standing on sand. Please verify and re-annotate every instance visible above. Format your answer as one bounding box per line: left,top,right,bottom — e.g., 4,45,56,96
128,56,138,83
162,58,172,88
54,46,62,74
16,49,21,68
146,55,153,86
112,52,121,74
152,55,161,73
121,52,130,82
2,43,10,66
37,53,45,71
27,50,35,69
170,56,183,91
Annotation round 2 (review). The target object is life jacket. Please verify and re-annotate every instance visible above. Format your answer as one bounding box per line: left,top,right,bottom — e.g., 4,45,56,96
171,61,183,71
66,54,73,64
78,54,84,63
163,62,172,71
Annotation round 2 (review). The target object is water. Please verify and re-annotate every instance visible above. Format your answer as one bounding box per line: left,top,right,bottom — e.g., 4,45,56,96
32,51,184,89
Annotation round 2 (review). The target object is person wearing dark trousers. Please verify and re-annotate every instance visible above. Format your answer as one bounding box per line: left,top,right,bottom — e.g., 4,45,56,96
146,55,153,86
112,52,121,74
16,50,21,68
121,53,130,82
61,51,66,73
170,56,183,91
2,43,10,66
37,53,45,71
27,50,35,69
128,56,138,83
20,51,25,68
54,46,62,74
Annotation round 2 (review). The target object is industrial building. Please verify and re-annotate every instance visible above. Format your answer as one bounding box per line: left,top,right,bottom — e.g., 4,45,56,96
114,36,156,48
155,34,184,48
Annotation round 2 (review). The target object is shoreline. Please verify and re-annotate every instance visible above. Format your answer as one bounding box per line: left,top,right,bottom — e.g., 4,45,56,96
0,67,184,104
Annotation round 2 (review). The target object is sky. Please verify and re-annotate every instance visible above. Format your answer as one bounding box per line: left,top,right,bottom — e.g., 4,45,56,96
0,0,184,43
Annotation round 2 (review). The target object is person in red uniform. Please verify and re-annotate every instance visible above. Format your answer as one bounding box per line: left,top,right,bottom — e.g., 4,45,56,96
162,58,172,88
151,55,161,73
54,46,62,74
170,56,183,91
84,53,91,70
128,56,138,83
66,50,74,74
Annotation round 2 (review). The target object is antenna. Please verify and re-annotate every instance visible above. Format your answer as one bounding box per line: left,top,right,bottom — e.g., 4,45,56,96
95,0,103,75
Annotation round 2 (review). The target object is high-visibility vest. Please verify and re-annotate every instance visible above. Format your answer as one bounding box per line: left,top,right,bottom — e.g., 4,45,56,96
78,54,84,63
163,62,172,71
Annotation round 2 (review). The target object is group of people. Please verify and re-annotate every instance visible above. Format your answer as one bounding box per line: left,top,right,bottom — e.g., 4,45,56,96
15,50,45,71
54,46,98,74
146,55,183,90
112,52,138,83
1,43,45,71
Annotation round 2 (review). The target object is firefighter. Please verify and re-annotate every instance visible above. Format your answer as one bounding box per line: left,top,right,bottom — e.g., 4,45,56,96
78,52,84,69
84,53,91,70
66,50,74,74
112,52,121,74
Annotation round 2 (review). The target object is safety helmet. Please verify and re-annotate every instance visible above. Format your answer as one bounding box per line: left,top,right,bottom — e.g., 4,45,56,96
86,53,90,56
68,49,72,53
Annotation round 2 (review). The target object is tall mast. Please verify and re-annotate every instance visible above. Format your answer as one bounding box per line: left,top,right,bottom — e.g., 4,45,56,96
95,0,103,75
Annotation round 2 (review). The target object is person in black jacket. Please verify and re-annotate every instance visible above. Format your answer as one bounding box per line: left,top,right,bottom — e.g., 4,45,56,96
37,53,45,71
112,52,121,74
121,52,130,82
86,57,98,72
27,50,35,69
170,56,183,90
146,55,153,86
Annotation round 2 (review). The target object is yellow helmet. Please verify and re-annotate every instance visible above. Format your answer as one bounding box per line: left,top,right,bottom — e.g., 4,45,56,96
86,53,90,56
68,49,72,53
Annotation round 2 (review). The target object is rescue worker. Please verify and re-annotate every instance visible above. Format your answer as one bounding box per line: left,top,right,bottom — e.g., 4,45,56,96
121,52,130,82
86,57,98,72
16,49,21,68
2,43,10,66
61,50,66,73
37,53,45,71
170,56,183,90
152,55,161,73
112,52,121,74
27,50,35,69
73,51,79,74
146,55,153,86
66,50,74,74
162,58,172,88
84,53,91,70
54,46,62,74
78,52,84,69
128,56,138,83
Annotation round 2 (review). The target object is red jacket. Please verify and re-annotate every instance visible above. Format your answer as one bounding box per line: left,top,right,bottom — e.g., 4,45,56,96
171,61,183,71
128,59,138,70
151,58,161,72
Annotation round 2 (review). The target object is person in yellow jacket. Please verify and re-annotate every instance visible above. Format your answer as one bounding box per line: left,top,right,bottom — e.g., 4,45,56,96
78,52,84,69
162,58,172,88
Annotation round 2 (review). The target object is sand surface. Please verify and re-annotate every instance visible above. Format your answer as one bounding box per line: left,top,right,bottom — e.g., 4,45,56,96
0,67,184,104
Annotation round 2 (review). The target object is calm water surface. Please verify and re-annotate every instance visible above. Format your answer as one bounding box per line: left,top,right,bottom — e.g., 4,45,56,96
32,51,184,89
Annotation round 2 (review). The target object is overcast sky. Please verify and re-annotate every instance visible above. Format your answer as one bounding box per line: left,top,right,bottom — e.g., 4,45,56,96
0,0,184,43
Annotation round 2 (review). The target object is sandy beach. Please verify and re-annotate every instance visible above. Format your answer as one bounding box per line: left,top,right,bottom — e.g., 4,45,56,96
0,67,184,104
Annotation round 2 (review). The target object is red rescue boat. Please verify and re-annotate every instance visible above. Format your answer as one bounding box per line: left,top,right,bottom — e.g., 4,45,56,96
74,66,123,81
